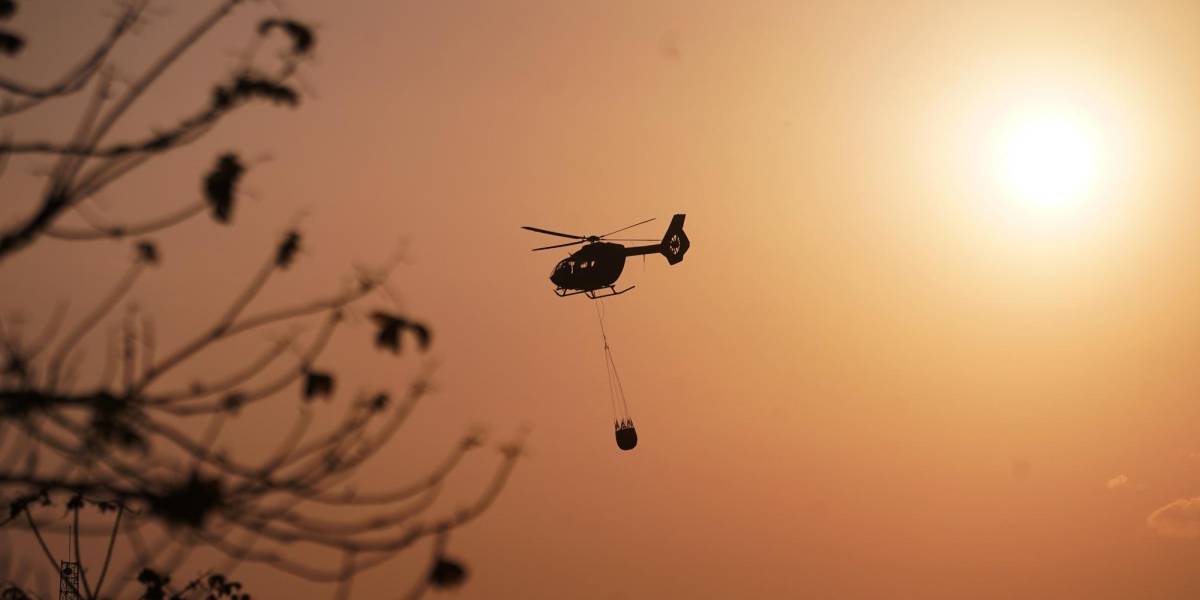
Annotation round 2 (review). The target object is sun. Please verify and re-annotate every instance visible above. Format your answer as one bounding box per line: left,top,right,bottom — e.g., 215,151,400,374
961,83,1137,243
989,105,1107,222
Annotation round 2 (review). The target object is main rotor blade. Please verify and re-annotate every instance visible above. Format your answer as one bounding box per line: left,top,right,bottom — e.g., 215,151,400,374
532,240,585,251
522,226,586,240
606,238,658,242
601,218,655,238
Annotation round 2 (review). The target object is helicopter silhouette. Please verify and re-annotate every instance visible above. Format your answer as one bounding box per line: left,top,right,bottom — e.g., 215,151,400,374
523,214,690,299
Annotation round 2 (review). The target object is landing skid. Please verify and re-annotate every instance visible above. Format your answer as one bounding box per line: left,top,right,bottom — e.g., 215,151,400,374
554,285,635,299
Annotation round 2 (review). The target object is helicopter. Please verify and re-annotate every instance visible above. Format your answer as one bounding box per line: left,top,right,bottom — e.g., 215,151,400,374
522,214,690,299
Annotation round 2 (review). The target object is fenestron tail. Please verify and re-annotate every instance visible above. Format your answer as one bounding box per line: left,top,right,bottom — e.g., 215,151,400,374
660,213,689,265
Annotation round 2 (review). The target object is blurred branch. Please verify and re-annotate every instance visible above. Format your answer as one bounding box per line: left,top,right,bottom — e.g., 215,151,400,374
44,252,148,390
195,443,521,582
0,3,518,598
0,2,144,117
90,503,122,599
0,0,299,261
44,201,204,240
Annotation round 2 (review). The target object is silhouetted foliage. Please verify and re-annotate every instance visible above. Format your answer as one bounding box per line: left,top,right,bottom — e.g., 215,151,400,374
134,569,246,600
258,19,314,56
212,74,299,110
368,392,390,412
147,472,224,529
370,312,432,354
0,1,17,58
220,392,246,414
7,491,49,521
137,241,159,265
428,557,468,589
203,154,244,223
0,32,20,57
202,574,250,600
303,369,335,401
275,230,301,268
136,569,170,600
0,585,31,600
85,390,148,453
0,1,521,598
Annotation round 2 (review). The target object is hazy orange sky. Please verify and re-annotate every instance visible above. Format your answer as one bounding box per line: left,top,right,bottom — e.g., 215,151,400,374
8,1,1200,598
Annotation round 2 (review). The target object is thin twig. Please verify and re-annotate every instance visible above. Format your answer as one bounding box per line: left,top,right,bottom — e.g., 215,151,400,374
45,201,205,240
0,3,144,115
72,502,96,599
45,259,145,389
91,504,123,600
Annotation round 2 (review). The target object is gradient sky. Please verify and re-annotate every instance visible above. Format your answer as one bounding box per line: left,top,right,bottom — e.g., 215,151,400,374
7,1,1200,598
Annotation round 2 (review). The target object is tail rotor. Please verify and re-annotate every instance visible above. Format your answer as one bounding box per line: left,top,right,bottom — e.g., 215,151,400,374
659,214,690,265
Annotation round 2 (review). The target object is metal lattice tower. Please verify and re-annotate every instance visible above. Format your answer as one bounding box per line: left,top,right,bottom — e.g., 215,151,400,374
59,525,81,600
58,560,81,600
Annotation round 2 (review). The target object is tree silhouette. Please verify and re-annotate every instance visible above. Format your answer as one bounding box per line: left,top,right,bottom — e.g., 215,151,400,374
0,2,521,598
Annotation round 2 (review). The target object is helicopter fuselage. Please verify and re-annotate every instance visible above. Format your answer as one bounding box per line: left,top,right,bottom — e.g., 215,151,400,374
549,242,661,298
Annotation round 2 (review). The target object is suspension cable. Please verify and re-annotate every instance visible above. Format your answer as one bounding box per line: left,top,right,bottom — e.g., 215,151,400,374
594,301,631,425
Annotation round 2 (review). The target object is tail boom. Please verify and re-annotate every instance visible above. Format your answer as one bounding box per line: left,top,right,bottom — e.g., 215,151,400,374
622,214,689,265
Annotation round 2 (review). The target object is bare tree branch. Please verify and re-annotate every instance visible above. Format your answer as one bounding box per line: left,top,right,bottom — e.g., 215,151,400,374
91,503,122,599
1,5,519,598
0,2,144,117
44,255,147,390
45,201,205,241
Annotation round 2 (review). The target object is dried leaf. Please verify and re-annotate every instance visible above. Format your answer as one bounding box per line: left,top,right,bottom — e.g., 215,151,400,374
369,311,432,354
428,557,468,588
303,370,334,401
137,240,159,265
276,231,301,268
258,18,315,55
0,30,23,56
368,392,389,412
203,154,243,223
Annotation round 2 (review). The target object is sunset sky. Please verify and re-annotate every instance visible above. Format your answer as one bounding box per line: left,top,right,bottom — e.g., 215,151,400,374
7,1,1200,598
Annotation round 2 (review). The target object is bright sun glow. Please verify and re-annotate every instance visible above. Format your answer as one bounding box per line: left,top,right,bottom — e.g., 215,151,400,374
987,104,1111,227
1000,115,1098,206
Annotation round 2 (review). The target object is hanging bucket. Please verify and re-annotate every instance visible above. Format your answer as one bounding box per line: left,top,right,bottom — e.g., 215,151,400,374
615,422,638,451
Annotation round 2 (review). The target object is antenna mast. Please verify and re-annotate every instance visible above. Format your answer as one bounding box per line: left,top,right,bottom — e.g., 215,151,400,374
59,524,81,600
